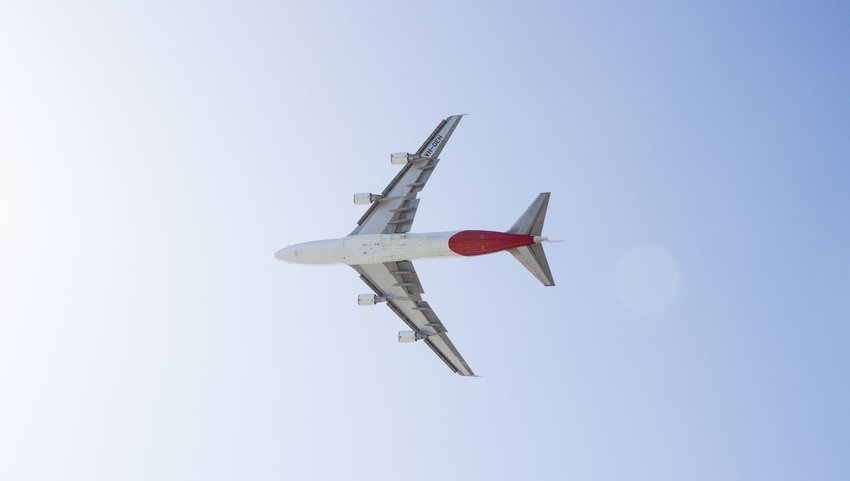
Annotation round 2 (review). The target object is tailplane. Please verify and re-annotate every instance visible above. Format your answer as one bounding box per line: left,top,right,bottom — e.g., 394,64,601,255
507,193,555,286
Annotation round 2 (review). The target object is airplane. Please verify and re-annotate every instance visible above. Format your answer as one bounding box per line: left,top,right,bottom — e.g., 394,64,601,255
275,115,554,376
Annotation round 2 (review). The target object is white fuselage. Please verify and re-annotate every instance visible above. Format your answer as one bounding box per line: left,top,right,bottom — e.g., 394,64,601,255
275,232,461,265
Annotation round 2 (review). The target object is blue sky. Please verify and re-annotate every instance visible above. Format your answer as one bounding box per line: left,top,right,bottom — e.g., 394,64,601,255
1,1,848,480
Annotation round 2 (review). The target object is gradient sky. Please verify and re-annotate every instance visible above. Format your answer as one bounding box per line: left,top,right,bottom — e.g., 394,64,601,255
2,1,848,480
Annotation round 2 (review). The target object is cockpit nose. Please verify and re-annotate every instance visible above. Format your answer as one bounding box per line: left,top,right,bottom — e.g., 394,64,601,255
274,246,296,262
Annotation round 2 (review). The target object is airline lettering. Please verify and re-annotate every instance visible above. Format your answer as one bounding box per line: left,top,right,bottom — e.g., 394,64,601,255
422,134,443,157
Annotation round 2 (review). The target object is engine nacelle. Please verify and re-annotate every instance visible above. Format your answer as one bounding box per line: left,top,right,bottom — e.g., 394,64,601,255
398,330,428,343
390,152,424,165
357,294,387,306
353,193,383,205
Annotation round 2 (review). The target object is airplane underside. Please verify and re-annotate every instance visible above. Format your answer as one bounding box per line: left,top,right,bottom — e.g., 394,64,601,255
275,115,554,375
274,230,544,266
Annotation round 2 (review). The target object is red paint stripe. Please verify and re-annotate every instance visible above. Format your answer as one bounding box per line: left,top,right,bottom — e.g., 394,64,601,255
448,230,535,256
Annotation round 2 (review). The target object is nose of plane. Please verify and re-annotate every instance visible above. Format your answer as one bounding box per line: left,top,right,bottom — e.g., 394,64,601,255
274,246,294,262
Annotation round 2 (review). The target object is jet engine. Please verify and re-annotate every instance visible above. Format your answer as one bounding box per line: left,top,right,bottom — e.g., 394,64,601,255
398,330,428,343
353,193,383,205
390,152,423,165
358,294,387,306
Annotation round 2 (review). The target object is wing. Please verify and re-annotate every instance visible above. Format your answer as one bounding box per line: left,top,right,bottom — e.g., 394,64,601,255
352,261,475,376
350,115,464,236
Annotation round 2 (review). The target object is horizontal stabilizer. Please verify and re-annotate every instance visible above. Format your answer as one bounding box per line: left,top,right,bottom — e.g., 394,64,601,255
508,192,550,236
509,244,555,286
507,193,555,286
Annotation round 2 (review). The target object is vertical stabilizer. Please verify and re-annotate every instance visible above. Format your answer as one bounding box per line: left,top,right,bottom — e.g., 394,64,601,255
507,193,555,286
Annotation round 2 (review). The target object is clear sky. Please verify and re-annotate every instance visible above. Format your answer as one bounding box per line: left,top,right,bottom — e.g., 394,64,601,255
2,1,848,480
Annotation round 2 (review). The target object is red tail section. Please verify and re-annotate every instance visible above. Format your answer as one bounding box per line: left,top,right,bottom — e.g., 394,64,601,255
448,230,535,256
448,194,554,286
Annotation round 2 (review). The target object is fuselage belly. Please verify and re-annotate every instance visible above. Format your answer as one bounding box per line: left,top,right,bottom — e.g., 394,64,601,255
275,230,539,265
275,232,458,265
